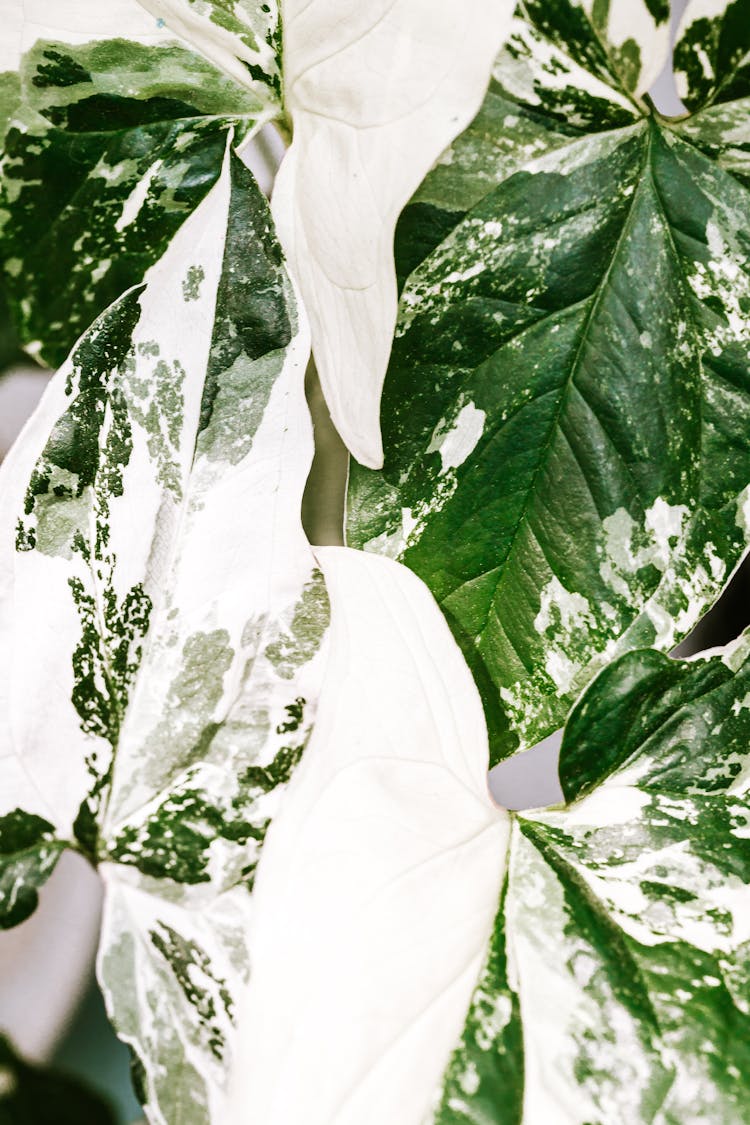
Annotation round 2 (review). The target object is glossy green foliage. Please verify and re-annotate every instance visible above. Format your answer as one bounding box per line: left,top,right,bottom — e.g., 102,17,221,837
348,0,750,762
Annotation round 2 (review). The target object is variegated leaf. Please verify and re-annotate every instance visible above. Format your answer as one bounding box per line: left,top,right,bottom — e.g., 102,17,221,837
0,144,329,1122
137,0,283,107
229,547,750,1124
0,810,63,929
228,547,509,1125
432,636,750,1124
348,0,750,763
671,1,750,187
395,0,661,285
674,0,750,114
0,1,271,367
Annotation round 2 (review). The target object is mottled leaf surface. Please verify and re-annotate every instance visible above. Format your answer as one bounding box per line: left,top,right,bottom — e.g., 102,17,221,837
348,0,750,762
395,0,669,285
674,0,750,114
0,1035,116,1124
0,6,269,366
0,810,63,930
431,636,750,1124
0,147,328,1122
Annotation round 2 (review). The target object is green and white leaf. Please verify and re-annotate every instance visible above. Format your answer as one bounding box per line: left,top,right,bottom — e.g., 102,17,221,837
149,0,519,468
0,144,328,1122
395,0,664,284
671,1,750,189
0,810,64,930
0,0,271,367
674,0,750,114
137,0,283,106
228,548,508,1125
230,546,750,1123
348,0,750,762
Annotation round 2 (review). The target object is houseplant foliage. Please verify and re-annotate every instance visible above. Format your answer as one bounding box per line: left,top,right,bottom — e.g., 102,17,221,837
0,2,749,1125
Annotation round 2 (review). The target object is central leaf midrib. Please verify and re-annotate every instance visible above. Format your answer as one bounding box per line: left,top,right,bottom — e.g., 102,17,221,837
441,123,651,642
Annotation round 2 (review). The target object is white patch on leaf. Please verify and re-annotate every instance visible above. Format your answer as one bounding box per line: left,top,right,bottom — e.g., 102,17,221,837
427,401,486,474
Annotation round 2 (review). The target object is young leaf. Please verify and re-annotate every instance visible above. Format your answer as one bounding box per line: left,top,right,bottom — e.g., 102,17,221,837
228,548,509,1125
271,0,519,468
0,144,329,1121
348,0,750,762
0,2,272,367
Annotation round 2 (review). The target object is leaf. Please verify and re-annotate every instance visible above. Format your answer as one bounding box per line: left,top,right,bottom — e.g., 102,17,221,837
270,0,519,468
228,547,750,1123
227,547,509,1125
0,810,63,930
0,2,271,367
674,0,750,114
137,0,283,105
0,1035,116,1125
433,638,750,1124
0,145,329,1122
347,0,750,762
145,0,518,468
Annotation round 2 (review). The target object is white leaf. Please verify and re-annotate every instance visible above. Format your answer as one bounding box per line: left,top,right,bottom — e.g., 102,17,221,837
273,0,517,467
228,547,509,1125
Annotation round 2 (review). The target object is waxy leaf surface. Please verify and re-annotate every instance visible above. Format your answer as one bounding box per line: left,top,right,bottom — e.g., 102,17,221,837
0,146,328,1123
348,0,750,762
0,1,269,366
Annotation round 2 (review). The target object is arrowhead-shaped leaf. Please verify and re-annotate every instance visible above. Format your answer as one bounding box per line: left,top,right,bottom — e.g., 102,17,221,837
0,144,329,1121
433,636,750,1123
347,0,750,762
0,2,272,367
229,548,750,1124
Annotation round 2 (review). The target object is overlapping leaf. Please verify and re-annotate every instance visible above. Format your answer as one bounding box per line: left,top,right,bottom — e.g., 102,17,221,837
347,0,750,762
0,145,328,1123
0,1,273,367
230,547,750,1124
144,0,517,468
228,548,508,1125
